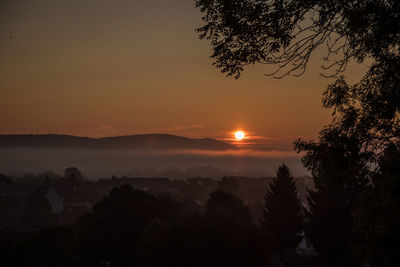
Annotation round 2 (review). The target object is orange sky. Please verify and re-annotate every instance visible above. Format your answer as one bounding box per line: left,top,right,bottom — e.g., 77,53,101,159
0,0,369,148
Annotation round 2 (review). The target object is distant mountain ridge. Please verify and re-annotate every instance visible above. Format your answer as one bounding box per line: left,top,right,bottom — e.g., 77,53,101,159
0,134,235,150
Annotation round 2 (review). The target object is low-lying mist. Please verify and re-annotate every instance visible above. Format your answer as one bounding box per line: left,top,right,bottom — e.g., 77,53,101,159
0,147,307,178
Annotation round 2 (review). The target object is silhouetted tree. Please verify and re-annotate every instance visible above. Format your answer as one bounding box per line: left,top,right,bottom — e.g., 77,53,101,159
353,144,400,267
196,0,400,160
205,190,252,225
307,56,400,164
0,175,20,229
195,2,399,266
0,174,13,186
197,0,400,161
297,133,368,267
0,196,22,229
195,0,399,79
135,199,202,267
218,176,239,196
0,182,274,267
22,189,53,230
64,167,82,186
202,190,265,267
72,184,158,266
261,164,303,253
3,227,72,267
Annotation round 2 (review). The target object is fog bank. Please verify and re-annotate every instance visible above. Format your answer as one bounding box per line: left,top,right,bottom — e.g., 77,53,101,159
0,147,307,178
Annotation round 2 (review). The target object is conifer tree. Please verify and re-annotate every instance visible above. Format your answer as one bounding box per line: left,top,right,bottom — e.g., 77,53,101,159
261,164,303,252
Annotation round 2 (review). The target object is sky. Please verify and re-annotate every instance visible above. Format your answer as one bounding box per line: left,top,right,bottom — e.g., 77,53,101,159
0,0,369,150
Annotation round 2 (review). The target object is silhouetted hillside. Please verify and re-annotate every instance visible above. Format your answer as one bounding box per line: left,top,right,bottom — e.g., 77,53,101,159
0,134,235,150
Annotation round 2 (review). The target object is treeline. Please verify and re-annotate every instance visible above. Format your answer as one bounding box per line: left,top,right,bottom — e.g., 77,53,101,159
1,149,399,267
1,164,309,267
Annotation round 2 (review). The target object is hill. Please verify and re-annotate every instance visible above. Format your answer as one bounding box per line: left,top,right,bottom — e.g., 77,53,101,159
0,134,235,150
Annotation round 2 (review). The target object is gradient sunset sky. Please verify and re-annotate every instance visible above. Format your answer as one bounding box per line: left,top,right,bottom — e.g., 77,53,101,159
1,0,369,149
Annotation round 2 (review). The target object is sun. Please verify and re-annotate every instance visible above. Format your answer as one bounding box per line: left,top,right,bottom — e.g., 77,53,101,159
234,131,245,141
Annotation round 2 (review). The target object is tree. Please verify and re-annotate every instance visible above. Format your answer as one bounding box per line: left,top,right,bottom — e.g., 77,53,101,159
261,164,303,253
353,144,400,267
22,189,53,230
64,167,82,185
218,177,239,196
71,184,193,267
295,132,369,266
0,174,13,186
195,0,400,79
0,175,21,229
196,0,400,166
0,195,22,229
203,190,265,267
205,190,252,225
196,0,400,157
72,184,158,266
196,2,399,266
136,191,265,267
316,55,400,162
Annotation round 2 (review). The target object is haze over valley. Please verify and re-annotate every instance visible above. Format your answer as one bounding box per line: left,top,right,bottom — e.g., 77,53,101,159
0,134,306,178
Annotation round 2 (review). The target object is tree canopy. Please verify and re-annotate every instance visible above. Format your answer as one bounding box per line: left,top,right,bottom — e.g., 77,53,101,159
261,164,303,252
196,2,399,266
195,0,400,79
195,0,400,166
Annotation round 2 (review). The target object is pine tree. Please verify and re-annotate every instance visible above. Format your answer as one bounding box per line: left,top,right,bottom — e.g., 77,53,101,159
261,164,303,252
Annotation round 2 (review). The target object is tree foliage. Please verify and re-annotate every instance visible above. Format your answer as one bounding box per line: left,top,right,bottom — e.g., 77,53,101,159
195,3,398,266
22,189,53,230
353,144,400,267
71,184,162,266
319,55,400,160
261,164,303,252
196,0,400,160
205,189,252,225
295,129,369,266
195,0,400,78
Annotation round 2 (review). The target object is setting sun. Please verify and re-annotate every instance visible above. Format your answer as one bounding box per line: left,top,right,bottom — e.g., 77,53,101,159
234,131,245,141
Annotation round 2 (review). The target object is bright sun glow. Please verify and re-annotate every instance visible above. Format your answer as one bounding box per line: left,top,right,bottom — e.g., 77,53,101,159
234,131,245,140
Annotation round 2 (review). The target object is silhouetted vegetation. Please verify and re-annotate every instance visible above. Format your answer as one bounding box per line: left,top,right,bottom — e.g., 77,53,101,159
22,188,53,230
196,1,399,266
352,145,400,267
297,133,369,267
1,1,398,266
261,164,303,254
0,166,314,267
195,0,399,79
